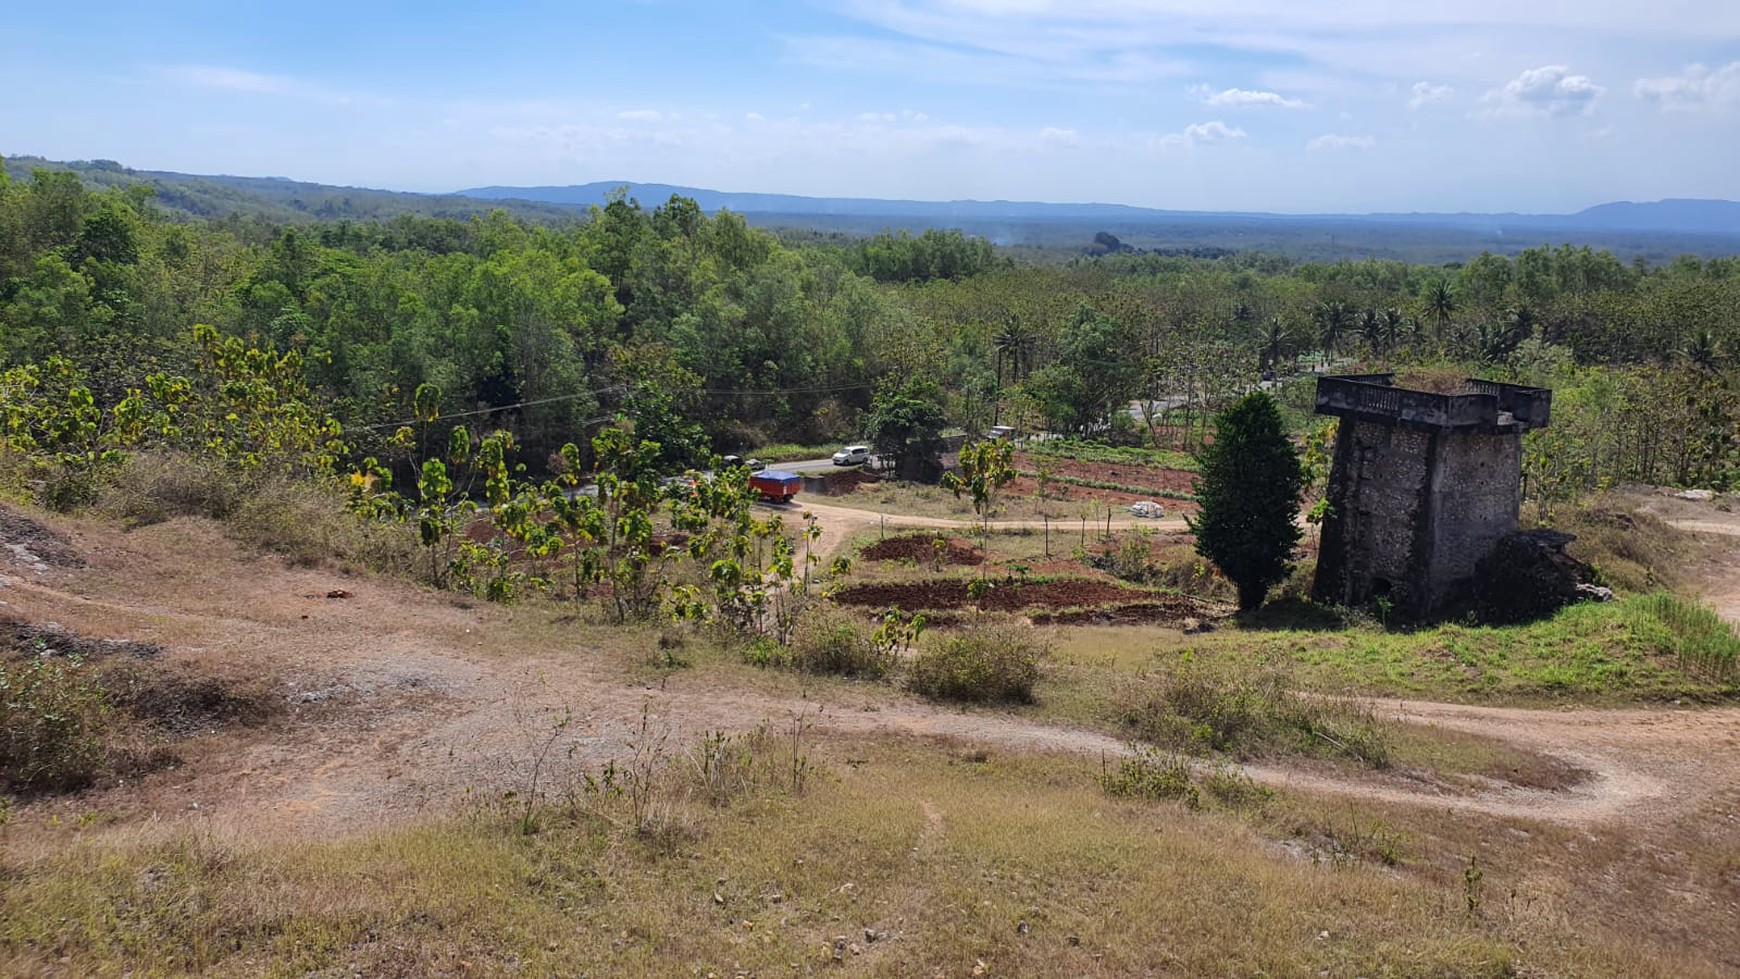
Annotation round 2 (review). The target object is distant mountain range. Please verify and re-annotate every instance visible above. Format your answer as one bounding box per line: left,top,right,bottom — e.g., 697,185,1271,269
457,180,1740,237
6,154,1738,261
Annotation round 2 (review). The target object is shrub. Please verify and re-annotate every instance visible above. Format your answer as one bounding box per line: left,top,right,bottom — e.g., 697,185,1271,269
788,611,897,680
0,655,112,793
99,451,243,526
907,620,1047,704
228,478,418,574
1099,746,1199,808
1122,655,1390,767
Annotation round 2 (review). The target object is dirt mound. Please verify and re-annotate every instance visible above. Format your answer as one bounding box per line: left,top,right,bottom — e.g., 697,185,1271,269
816,468,882,495
860,533,983,565
4,615,164,660
833,576,1160,612
0,504,85,568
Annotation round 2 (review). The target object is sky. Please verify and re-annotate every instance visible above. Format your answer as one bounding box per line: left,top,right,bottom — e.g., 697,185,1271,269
2,0,1738,212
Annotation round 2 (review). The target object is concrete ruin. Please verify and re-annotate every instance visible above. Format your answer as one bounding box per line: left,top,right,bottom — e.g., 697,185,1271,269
1310,373,1552,619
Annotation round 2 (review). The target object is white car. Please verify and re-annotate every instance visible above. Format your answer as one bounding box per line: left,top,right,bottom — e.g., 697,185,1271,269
832,445,870,466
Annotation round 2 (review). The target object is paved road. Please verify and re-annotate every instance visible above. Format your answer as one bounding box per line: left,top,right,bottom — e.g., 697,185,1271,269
769,456,854,474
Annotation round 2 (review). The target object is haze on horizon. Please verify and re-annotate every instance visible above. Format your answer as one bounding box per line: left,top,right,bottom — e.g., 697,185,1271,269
3,0,1737,214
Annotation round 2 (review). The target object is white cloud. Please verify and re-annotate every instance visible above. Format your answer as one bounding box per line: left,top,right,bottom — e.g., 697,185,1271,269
1478,65,1603,118
157,65,380,106
1306,133,1376,151
1039,126,1079,145
1192,85,1309,109
618,109,664,122
1153,120,1247,150
1634,62,1740,112
1408,81,1453,110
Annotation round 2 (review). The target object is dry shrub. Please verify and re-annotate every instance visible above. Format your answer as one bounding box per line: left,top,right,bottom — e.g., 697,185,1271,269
787,608,897,679
1545,503,1689,594
228,477,418,574
907,618,1048,704
0,655,112,793
1123,655,1390,766
99,451,243,526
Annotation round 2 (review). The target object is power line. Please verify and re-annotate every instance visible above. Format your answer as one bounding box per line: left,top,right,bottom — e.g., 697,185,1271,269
701,381,874,396
360,377,873,432
363,385,626,430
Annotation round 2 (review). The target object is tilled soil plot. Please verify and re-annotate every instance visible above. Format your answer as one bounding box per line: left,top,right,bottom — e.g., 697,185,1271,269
1031,597,1224,625
1014,452,1198,496
833,576,1164,612
859,533,983,565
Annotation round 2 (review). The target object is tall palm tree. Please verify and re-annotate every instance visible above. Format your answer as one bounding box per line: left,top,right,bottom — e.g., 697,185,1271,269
1315,301,1351,367
1424,279,1457,344
1358,307,1382,352
1262,316,1288,372
1381,307,1405,352
992,316,1035,386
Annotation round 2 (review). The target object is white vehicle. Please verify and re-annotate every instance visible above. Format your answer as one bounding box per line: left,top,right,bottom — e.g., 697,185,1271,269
985,425,1016,440
832,444,871,466
1128,501,1166,519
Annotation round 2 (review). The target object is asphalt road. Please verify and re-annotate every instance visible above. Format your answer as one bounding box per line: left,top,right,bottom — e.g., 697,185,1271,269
767,456,869,474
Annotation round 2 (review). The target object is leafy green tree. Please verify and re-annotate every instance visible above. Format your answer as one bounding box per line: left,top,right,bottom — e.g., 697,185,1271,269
1189,392,1304,611
863,377,949,481
945,438,1016,579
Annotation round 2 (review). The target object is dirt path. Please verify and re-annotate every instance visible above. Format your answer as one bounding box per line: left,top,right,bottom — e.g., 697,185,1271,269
1666,514,1740,624
797,499,1188,559
5,507,1740,839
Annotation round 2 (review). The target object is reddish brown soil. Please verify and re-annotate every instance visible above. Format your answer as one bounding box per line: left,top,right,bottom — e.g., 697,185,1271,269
1014,452,1198,496
832,576,1166,612
1031,598,1224,625
859,533,983,565
815,468,882,495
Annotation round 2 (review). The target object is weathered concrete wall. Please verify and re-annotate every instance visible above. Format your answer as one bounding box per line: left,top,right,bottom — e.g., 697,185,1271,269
1314,419,1434,614
1314,421,1524,618
1424,431,1522,607
1312,374,1544,620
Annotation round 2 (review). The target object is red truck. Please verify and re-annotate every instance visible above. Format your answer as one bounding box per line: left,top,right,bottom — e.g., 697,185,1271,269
749,470,801,503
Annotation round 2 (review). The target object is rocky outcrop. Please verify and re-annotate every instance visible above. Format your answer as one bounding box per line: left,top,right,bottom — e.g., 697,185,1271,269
1472,529,1612,624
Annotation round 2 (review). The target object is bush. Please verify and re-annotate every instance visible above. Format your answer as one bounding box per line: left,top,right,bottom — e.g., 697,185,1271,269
0,655,112,793
1099,746,1199,808
1122,655,1390,767
788,611,898,680
907,620,1047,704
229,478,418,574
99,451,242,526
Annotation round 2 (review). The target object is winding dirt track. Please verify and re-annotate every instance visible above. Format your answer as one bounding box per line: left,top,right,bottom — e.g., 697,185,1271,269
3,505,1738,838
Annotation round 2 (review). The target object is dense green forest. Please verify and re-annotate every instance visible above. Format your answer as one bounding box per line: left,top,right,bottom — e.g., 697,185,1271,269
3,154,1738,502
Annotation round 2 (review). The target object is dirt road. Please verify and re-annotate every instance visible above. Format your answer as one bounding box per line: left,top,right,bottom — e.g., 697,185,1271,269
4,506,1739,840
793,499,1189,560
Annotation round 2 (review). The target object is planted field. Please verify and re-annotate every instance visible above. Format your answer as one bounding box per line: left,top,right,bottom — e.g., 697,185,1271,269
832,575,1217,620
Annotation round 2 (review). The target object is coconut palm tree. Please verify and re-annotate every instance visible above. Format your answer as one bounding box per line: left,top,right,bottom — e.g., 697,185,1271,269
1424,279,1457,344
1315,301,1351,367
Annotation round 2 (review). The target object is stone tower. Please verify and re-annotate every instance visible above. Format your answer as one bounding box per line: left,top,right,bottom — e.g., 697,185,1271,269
1311,374,1552,618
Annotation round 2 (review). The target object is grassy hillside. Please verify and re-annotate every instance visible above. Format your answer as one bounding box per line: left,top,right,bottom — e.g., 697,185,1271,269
1,155,585,225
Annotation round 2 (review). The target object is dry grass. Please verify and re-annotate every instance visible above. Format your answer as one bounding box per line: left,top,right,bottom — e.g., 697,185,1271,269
1,740,1728,977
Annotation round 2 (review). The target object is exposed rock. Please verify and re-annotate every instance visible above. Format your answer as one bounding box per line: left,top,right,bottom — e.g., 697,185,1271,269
1472,529,1606,624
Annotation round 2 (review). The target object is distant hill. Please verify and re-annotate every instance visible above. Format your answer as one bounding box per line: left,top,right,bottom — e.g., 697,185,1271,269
1,155,583,225
459,180,1740,238
7,154,1738,262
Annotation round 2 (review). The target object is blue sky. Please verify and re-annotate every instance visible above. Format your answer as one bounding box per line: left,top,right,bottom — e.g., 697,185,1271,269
3,0,1737,212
